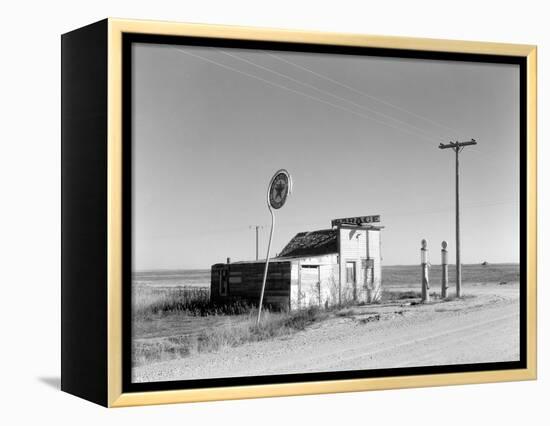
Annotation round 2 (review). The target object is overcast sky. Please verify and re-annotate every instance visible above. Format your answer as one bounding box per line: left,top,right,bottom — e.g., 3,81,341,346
132,42,519,270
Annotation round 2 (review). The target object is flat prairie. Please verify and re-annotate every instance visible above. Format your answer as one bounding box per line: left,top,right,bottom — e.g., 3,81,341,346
132,263,520,383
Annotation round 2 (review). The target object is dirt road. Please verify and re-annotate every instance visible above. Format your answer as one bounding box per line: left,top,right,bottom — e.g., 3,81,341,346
133,283,519,383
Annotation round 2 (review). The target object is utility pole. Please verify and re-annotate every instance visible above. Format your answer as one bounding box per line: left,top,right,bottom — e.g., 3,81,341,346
249,225,263,261
438,139,477,298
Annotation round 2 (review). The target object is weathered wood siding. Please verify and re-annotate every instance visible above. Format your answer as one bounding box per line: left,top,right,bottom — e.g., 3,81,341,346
339,228,368,303
367,229,382,301
289,254,339,310
211,261,291,309
338,228,382,303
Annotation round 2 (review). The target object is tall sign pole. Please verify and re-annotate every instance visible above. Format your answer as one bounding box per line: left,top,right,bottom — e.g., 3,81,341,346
256,170,292,326
439,139,477,298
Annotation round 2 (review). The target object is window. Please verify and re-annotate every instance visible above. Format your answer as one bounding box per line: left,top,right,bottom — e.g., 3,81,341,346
346,262,356,285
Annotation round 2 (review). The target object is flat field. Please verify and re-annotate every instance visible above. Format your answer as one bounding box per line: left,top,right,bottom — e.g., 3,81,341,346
132,263,520,383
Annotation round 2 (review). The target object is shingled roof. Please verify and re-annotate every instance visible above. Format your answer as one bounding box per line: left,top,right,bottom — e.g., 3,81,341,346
278,229,338,258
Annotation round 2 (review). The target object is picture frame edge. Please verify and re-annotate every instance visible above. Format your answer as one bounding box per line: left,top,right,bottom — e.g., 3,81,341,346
60,17,538,408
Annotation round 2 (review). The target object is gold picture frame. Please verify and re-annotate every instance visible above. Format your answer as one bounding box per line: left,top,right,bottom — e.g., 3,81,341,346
61,18,537,407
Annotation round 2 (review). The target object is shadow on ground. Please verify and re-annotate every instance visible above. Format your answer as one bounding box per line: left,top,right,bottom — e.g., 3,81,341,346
38,377,60,390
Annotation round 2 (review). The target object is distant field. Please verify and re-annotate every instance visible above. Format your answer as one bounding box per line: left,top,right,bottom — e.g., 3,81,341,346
133,269,210,288
382,263,519,289
131,263,520,316
134,263,519,289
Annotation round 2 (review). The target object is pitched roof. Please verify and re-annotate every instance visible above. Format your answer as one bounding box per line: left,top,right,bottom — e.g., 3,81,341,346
278,229,338,258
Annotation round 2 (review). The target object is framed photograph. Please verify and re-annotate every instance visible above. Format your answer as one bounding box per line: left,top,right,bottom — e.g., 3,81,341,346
61,18,537,407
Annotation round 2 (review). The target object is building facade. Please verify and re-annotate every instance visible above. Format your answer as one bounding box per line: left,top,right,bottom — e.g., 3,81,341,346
211,218,383,310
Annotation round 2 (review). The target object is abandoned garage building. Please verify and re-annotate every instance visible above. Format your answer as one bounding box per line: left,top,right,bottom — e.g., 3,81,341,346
211,216,383,310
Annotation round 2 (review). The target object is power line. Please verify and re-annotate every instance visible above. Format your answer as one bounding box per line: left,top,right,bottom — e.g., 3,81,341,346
174,48,440,145
266,52,461,137
382,199,517,219
219,50,444,142
255,53,509,160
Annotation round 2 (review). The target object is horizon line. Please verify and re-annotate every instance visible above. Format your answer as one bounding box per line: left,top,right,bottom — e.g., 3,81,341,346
133,261,520,273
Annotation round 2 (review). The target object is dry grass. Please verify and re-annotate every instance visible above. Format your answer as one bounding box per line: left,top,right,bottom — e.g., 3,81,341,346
133,285,254,318
380,290,422,301
132,306,328,366
380,289,441,302
133,285,209,316
335,307,360,317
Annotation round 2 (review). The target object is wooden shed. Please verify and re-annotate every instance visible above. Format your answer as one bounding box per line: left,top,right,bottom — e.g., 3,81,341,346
211,216,383,310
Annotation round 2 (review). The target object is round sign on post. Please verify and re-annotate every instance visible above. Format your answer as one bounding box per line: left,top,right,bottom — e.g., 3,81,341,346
257,169,292,326
268,170,292,210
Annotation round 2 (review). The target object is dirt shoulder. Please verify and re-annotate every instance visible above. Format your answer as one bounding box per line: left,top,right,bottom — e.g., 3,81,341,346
133,283,519,383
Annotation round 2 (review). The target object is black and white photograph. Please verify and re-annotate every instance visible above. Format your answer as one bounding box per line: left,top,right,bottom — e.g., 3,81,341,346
129,41,522,384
